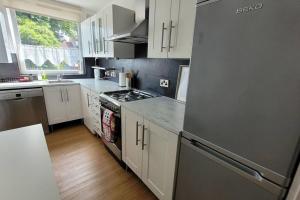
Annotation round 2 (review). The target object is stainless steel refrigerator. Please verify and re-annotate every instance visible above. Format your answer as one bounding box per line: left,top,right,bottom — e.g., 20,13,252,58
175,0,300,199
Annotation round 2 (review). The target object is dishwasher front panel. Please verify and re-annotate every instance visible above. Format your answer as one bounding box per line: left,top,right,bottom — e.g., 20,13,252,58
0,88,49,133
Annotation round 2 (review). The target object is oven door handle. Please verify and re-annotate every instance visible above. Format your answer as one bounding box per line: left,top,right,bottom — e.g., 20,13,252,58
100,105,121,118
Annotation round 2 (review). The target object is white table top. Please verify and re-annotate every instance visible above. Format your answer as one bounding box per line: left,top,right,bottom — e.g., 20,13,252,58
0,124,60,200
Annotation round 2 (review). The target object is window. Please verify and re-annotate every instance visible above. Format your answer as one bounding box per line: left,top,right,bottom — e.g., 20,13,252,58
14,11,82,74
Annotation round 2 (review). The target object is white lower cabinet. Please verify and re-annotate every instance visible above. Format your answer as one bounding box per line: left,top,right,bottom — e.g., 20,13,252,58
43,85,82,125
122,107,179,200
80,86,101,134
80,86,94,132
122,109,144,176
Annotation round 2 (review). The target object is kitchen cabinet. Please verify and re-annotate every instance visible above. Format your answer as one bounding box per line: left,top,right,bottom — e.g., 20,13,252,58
148,0,196,59
90,90,102,135
80,4,135,58
80,86,101,134
43,85,82,125
122,108,144,177
91,14,105,57
80,86,94,132
122,107,178,200
81,18,93,57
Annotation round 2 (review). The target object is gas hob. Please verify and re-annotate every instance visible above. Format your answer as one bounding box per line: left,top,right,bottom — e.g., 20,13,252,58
99,89,155,112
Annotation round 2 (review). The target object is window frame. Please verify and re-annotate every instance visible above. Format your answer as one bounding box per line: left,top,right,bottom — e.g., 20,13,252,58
10,9,84,75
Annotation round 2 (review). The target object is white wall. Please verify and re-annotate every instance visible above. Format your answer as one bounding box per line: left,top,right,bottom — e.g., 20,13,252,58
287,164,300,200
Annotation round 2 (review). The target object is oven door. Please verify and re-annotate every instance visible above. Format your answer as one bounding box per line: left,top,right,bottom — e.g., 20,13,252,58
100,106,122,160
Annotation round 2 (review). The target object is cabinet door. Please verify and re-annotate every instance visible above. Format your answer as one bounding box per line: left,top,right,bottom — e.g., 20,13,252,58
96,14,105,57
168,0,196,58
104,7,114,58
65,85,82,121
43,86,67,125
142,120,179,200
122,108,143,177
81,19,93,57
91,17,98,56
148,0,172,58
80,86,94,132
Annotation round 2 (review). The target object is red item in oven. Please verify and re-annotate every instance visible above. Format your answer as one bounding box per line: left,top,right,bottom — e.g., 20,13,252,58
102,109,116,142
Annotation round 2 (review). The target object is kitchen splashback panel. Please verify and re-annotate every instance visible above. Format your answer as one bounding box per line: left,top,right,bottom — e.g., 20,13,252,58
97,58,189,98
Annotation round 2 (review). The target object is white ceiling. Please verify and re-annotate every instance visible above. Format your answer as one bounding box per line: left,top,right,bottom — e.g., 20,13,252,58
55,0,116,12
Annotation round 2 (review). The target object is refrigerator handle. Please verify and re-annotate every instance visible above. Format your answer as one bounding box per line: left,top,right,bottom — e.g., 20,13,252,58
187,139,284,196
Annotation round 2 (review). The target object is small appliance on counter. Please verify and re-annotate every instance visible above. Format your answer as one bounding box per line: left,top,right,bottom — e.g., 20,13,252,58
125,71,133,88
92,66,106,80
119,68,126,87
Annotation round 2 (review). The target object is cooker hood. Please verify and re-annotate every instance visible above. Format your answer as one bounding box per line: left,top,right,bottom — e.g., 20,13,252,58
107,19,148,44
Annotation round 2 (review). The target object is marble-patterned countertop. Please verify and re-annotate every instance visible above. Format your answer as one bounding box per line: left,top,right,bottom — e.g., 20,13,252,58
0,124,60,200
0,78,125,94
122,96,185,134
71,79,126,93
0,80,78,90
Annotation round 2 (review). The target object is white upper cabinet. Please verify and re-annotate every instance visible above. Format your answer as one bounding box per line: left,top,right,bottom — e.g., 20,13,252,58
148,0,196,59
81,4,135,58
81,18,93,57
91,13,105,57
148,0,172,58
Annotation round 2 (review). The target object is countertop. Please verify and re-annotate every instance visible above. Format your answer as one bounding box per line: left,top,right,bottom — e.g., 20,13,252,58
122,97,185,134
0,78,125,94
71,79,126,93
0,124,60,200
0,80,78,90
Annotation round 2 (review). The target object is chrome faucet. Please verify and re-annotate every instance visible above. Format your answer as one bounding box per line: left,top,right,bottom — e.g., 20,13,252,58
57,74,63,81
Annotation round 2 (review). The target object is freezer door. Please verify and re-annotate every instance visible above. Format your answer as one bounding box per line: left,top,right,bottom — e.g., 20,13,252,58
184,0,300,186
175,137,285,200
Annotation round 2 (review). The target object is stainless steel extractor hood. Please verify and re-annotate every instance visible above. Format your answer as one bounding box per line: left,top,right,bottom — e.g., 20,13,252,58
107,19,148,44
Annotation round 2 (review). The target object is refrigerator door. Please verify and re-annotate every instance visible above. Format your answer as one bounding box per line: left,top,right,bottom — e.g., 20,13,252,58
184,0,300,187
175,137,285,200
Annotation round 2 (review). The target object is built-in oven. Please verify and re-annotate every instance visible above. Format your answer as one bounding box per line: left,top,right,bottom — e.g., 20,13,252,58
99,97,122,161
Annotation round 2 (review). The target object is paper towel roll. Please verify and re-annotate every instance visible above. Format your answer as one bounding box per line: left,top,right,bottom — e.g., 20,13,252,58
119,72,126,87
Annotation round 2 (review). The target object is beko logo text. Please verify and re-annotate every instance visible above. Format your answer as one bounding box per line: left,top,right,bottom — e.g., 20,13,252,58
236,3,263,14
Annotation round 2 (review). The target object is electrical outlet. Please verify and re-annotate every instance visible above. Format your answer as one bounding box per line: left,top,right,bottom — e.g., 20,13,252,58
160,79,169,88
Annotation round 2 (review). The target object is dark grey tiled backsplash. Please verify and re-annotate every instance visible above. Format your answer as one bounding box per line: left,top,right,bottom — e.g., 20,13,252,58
96,58,190,98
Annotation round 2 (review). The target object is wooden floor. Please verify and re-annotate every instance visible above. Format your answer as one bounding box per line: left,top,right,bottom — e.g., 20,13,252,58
46,125,157,200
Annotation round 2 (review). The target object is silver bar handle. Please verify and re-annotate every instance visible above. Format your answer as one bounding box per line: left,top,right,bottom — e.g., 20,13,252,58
161,22,167,52
103,38,106,53
60,89,63,102
168,20,175,52
188,139,283,196
9,98,25,101
136,122,141,146
66,88,69,102
142,125,147,150
88,41,91,54
87,94,90,107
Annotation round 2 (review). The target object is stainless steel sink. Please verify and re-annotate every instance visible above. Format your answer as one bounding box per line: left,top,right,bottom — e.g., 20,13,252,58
48,80,74,84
